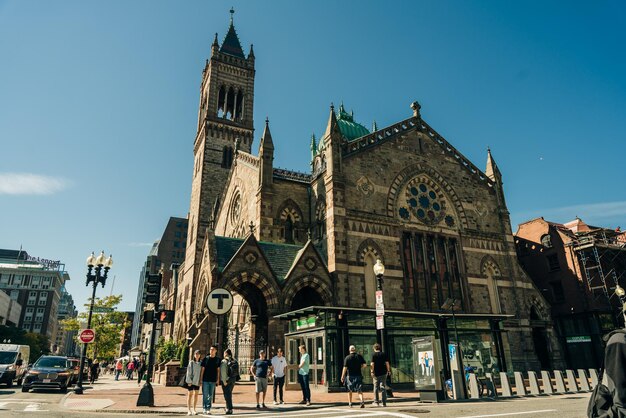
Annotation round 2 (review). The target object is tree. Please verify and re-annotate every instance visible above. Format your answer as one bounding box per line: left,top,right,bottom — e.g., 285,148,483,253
0,326,50,362
61,295,127,361
155,337,179,364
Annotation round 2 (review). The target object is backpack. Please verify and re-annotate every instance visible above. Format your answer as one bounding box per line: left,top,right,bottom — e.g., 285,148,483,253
587,330,626,418
227,359,240,381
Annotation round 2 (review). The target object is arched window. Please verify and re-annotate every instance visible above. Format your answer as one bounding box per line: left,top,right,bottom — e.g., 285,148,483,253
222,146,234,168
315,200,326,240
364,253,377,308
226,87,235,120
217,86,226,117
235,90,244,121
284,216,295,244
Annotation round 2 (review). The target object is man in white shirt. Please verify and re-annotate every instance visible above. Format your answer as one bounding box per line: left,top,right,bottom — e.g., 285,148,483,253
270,348,287,405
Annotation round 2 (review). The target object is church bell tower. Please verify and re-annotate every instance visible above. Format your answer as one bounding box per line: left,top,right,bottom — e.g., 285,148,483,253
183,9,255,293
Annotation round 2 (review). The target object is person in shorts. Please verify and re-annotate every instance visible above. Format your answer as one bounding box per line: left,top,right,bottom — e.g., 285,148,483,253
250,350,271,409
185,350,202,415
341,345,366,408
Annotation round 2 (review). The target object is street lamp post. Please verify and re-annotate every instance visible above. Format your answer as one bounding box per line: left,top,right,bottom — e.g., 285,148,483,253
73,251,113,395
373,259,393,397
442,297,467,399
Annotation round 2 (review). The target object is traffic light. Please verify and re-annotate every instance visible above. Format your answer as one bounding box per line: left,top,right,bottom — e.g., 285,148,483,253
158,310,175,323
143,310,154,324
144,272,162,304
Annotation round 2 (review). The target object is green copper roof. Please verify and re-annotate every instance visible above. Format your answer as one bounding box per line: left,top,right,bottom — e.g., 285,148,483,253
215,236,304,282
336,103,369,141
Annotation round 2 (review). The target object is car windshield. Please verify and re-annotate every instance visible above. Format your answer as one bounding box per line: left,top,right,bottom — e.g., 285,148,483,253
0,352,17,364
34,358,67,369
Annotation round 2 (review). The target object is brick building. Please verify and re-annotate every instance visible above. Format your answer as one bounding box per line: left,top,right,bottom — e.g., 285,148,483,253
175,13,561,388
0,249,70,348
515,217,626,369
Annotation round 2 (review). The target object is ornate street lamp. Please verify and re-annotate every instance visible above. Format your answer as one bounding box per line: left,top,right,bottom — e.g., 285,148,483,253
373,259,393,396
73,251,113,394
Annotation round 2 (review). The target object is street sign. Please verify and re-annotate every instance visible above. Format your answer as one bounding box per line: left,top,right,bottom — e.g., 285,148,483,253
376,315,385,330
375,290,383,305
376,303,385,316
78,329,95,344
206,288,234,315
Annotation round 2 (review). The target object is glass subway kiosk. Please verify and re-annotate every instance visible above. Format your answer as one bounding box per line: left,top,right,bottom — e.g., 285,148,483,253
275,306,512,392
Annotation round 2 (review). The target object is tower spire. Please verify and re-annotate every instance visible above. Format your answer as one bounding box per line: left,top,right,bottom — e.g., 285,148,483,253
220,8,245,58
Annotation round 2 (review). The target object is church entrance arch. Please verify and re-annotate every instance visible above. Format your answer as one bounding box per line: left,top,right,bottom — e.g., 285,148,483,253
290,286,325,311
220,271,280,374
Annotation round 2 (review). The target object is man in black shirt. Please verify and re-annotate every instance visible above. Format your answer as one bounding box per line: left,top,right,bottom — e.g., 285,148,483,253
200,345,221,414
370,343,391,406
340,345,366,408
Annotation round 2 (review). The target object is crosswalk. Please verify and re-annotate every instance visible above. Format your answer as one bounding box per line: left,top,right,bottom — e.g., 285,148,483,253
0,399,50,412
207,407,417,418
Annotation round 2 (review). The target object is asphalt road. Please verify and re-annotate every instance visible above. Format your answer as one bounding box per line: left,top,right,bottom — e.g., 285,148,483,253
0,385,590,417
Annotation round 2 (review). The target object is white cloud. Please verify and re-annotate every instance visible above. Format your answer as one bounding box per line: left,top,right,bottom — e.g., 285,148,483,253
0,173,70,195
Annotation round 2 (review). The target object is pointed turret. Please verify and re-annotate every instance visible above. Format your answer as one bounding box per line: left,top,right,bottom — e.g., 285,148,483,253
220,8,245,58
248,44,255,61
372,120,378,132
310,134,317,159
259,118,274,186
323,104,343,176
211,32,219,56
323,103,340,138
485,147,502,183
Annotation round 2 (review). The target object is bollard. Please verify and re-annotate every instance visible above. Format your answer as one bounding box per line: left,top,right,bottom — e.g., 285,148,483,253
514,372,527,396
500,372,513,397
589,369,599,389
527,371,541,395
554,370,567,394
565,370,579,392
468,373,481,399
577,369,590,392
541,370,554,394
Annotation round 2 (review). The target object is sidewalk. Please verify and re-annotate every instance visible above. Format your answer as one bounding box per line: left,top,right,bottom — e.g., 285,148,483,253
61,373,421,414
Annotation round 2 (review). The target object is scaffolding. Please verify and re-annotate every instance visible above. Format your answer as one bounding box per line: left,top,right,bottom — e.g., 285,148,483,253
570,228,626,309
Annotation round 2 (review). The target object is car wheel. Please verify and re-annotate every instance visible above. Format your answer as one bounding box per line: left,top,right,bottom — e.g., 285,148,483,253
21,386,29,393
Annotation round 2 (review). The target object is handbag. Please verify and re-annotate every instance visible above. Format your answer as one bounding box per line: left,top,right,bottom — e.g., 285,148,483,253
178,373,189,389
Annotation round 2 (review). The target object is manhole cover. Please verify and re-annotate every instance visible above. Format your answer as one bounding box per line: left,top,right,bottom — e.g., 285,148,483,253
399,409,431,413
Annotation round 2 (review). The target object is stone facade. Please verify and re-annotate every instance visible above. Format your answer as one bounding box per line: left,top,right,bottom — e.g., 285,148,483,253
175,15,560,372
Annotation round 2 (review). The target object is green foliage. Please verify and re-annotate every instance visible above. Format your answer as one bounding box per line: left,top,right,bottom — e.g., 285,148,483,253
0,326,50,361
177,341,189,366
62,295,127,361
156,337,179,364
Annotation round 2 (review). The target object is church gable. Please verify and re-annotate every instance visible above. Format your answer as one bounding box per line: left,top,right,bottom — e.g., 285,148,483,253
214,151,259,238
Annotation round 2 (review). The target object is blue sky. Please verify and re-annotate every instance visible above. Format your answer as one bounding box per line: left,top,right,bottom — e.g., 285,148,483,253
1,0,624,313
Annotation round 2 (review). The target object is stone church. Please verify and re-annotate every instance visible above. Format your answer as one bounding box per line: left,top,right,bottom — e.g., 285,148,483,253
174,13,563,387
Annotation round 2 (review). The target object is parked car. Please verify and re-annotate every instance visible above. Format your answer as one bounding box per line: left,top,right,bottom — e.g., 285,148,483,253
0,344,30,387
22,356,73,393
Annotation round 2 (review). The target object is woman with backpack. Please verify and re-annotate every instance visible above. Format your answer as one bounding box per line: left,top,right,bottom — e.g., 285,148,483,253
220,349,239,415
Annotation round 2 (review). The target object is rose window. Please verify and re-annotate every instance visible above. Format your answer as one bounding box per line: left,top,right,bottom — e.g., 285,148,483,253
398,178,455,227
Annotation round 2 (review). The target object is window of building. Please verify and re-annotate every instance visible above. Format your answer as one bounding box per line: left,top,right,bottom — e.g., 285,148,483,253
174,241,179,248
36,308,44,314
32,277,41,289
38,299,47,306
547,254,560,271
22,323,31,331
284,216,295,244
33,323,42,332
10,290,19,300
550,281,565,302
541,234,553,248
22,275,30,287
401,232,465,311
26,308,34,314
175,231,181,238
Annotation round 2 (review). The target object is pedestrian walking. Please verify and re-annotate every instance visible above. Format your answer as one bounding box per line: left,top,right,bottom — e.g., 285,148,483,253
137,354,147,386
185,350,202,416
114,358,123,381
200,345,221,415
220,349,238,415
341,345,367,408
297,344,311,406
370,343,391,407
126,358,135,380
89,359,99,384
270,348,287,405
250,350,271,409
